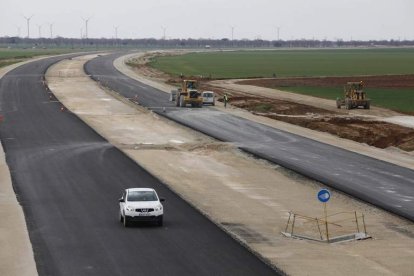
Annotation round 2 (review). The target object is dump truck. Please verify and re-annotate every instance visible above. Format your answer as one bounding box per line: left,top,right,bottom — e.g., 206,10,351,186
336,81,370,109
170,80,203,108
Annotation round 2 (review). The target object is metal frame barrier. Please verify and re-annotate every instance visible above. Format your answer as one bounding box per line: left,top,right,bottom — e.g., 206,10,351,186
282,211,370,243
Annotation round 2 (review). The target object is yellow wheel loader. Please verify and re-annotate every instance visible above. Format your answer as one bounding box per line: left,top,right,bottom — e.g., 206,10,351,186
170,80,203,108
336,81,371,110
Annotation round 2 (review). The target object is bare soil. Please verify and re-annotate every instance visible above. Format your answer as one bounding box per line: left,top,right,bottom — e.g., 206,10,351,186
126,51,187,82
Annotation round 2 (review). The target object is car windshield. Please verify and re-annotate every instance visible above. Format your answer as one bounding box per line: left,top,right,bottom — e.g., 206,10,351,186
127,191,158,202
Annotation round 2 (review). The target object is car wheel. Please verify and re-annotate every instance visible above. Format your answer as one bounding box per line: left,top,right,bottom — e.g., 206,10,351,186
157,216,163,227
123,214,129,227
119,211,123,223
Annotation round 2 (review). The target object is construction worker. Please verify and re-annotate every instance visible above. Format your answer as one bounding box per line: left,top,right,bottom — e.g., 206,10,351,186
223,93,229,108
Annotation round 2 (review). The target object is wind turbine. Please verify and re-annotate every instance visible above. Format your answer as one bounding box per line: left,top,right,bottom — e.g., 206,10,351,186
161,26,167,40
23,15,34,38
82,16,92,39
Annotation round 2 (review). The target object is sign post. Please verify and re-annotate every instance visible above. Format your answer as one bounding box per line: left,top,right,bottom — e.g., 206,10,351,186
317,189,331,242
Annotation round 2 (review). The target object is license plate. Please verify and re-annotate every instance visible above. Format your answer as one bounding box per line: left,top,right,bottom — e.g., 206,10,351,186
138,213,151,216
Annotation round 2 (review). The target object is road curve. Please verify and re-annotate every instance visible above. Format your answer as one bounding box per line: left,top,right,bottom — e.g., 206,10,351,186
85,52,414,222
0,56,279,275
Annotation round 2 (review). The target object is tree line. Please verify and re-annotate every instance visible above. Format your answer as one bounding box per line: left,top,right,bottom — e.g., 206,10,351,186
1,36,413,49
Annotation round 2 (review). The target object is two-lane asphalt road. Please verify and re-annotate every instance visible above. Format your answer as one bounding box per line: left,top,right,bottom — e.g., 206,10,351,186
85,52,414,222
0,56,279,275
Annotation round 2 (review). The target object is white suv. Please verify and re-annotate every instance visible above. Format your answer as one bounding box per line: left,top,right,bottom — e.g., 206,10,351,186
202,91,215,106
119,188,164,227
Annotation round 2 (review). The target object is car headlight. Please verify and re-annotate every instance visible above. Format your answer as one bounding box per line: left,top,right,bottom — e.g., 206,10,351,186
154,205,163,211
126,206,135,211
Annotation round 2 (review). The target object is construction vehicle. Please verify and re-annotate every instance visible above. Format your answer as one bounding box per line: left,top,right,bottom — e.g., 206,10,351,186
336,81,370,109
170,80,203,108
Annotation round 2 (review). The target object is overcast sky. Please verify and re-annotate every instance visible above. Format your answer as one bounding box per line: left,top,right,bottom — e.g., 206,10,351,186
1,0,413,41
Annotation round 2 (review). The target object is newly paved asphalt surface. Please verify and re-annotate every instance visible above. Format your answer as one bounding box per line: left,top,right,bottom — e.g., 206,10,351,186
85,52,414,222
0,56,279,275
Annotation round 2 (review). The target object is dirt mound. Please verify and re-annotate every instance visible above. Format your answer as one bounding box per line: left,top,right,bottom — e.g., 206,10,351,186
228,96,335,116
238,74,414,89
275,116,414,150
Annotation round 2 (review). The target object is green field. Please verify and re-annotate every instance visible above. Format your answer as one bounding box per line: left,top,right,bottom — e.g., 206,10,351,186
150,48,414,112
150,48,414,78
0,48,81,68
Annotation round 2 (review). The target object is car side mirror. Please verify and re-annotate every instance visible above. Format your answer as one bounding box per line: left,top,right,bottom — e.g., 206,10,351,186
160,197,165,202
119,198,124,203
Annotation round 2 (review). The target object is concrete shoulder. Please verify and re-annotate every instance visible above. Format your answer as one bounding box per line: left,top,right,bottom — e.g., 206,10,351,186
0,143,38,276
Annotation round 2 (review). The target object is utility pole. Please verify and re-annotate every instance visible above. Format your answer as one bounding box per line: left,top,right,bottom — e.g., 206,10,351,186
37,24,42,38
231,26,235,41
23,15,34,38
277,26,281,41
114,26,119,39
114,26,119,47
48,23,54,39
82,17,92,39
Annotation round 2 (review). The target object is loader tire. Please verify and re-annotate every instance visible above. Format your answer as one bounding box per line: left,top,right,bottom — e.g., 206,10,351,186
179,95,186,107
345,99,351,110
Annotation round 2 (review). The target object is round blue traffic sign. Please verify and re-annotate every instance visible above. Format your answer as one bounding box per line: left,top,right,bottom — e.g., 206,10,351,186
318,189,331,203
